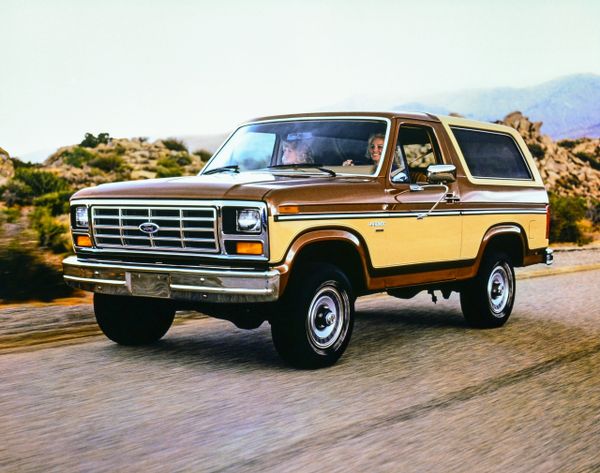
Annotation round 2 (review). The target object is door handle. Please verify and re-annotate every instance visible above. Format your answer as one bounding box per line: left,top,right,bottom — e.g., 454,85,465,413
445,192,460,203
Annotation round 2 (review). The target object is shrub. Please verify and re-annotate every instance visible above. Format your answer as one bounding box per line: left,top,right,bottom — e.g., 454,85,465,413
528,143,545,159
193,149,212,161
587,200,600,227
89,154,127,172
155,155,187,177
30,207,71,253
156,165,183,178
175,153,192,166
9,157,37,170
555,174,581,191
61,146,95,168
574,151,600,171
557,139,583,150
161,138,188,153
0,241,73,302
549,194,591,245
33,190,72,216
80,132,111,148
3,169,71,206
159,153,192,167
0,206,21,223
14,168,70,196
1,179,34,206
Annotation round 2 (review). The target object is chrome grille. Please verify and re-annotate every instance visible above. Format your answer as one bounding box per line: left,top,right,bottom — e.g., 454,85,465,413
91,206,218,253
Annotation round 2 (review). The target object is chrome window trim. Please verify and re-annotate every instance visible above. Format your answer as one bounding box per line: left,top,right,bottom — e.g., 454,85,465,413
449,126,534,181
389,121,447,187
201,116,392,178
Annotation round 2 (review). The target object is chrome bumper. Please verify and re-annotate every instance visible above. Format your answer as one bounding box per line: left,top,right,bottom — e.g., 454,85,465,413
62,256,281,303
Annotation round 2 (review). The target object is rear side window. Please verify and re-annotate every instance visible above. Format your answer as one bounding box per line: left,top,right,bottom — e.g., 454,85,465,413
451,127,532,180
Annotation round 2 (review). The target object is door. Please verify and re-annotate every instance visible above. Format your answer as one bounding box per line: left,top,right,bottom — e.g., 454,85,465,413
372,122,462,271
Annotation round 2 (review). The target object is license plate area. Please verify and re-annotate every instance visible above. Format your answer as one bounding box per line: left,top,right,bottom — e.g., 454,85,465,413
126,272,170,298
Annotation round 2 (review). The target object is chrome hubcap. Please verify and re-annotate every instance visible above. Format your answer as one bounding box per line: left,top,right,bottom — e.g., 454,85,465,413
487,265,512,316
307,285,347,349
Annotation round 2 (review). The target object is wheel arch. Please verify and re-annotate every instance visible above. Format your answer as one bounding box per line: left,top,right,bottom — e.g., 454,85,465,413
276,228,372,297
476,224,527,269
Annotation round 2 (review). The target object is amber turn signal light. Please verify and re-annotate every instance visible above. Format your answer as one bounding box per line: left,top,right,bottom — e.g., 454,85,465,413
75,235,93,247
235,241,263,255
279,205,299,214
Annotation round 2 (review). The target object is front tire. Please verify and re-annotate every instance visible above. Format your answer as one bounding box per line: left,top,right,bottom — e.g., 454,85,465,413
460,252,515,328
94,294,175,345
271,263,354,369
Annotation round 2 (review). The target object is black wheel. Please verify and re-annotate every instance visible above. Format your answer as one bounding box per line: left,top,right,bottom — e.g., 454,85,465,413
270,263,354,369
94,293,175,345
460,252,515,328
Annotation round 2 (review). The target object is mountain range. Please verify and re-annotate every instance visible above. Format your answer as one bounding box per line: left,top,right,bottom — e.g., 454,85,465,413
391,74,600,139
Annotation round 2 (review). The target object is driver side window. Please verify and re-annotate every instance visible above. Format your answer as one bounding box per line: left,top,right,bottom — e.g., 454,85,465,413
396,125,442,184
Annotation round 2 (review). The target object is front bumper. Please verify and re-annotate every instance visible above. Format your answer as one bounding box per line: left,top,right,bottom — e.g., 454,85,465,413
62,256,281,303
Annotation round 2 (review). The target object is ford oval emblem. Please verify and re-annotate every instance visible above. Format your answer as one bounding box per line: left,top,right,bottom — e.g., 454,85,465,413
139,222,160,234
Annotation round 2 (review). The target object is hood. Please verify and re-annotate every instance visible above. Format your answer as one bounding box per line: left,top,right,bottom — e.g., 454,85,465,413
72,172,381,209
71,171,380,204
72,172,280,201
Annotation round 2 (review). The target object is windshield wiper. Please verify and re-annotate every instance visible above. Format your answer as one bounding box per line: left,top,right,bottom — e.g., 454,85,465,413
203,165,240,175
268,164,336,177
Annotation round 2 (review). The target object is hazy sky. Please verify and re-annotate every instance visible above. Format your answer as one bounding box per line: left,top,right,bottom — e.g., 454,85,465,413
2,0,600,158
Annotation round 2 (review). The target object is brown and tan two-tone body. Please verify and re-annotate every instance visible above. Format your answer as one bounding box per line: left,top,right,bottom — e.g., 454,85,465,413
63,112,552,367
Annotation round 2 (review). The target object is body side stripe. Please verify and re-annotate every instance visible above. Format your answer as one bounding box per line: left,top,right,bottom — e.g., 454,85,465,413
275,209,546,221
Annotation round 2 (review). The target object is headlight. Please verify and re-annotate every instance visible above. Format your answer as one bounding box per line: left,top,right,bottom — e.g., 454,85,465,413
236,209,261,233
74,206,89,228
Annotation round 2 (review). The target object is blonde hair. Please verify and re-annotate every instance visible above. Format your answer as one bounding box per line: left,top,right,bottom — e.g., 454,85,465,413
365,133,385,161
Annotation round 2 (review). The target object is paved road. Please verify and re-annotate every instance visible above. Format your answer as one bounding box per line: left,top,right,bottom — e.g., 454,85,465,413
1,269,599,472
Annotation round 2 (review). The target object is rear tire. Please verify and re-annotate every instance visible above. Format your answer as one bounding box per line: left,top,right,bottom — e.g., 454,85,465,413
94,294,175,345
460,252,515,328
270,263,354,369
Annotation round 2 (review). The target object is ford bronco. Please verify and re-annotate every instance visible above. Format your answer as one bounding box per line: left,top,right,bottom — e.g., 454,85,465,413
63,112,553,368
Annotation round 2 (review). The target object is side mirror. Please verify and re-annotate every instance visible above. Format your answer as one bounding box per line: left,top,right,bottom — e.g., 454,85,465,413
427,164,456,184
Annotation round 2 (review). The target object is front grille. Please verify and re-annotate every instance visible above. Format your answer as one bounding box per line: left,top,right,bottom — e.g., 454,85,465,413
91,206,218,253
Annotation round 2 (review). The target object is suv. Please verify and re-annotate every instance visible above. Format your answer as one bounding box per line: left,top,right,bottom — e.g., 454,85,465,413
64,112,553,368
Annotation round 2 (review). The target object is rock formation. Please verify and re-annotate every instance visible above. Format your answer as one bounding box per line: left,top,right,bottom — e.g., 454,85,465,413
499,112,600,202
44,138,206,188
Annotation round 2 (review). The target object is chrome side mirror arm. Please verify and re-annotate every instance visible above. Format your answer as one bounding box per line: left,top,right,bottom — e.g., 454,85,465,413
416,183,449,220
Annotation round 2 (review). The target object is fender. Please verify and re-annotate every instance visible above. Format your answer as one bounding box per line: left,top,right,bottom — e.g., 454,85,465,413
467,224,527,278
272,228,373,295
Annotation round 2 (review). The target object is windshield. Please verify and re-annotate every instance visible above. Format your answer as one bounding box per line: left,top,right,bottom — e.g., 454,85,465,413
201,119,389,176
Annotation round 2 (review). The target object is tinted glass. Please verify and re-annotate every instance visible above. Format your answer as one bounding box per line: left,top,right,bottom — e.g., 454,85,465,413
203,120,387,175
397,126,442,183
451,127,532,180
